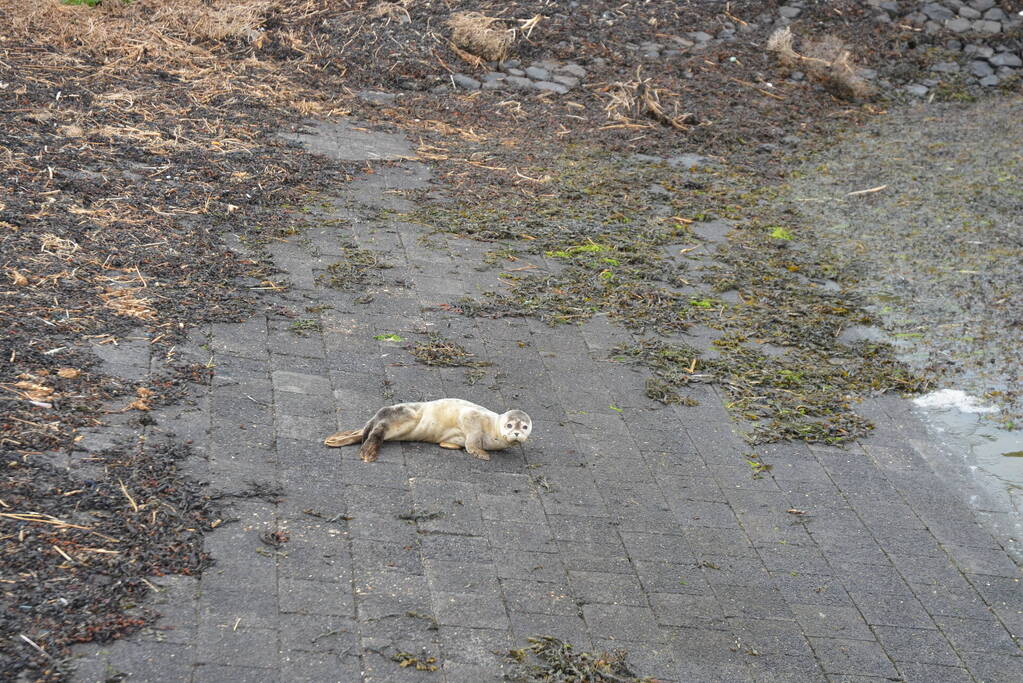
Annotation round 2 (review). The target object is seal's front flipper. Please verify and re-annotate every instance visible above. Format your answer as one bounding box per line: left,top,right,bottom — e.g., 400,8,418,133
467,447,491,461
324,429,363,447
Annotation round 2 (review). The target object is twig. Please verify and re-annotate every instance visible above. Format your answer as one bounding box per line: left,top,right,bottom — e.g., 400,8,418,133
845,184,887,196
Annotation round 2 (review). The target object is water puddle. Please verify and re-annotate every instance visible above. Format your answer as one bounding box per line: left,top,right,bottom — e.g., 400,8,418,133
912,389,1023,517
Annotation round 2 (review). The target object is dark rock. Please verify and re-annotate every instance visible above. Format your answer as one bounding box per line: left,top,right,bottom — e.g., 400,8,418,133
688,31,713,43
504,76,533,89
959,7,982,19
879,1,900,13
989,52,1022,67
930,61,960,73
984,8,1008,22
922,3,956,22
533,81,569,94
357,91,398,106
970,0,995,11
979,74,1001,86
500,59,521,70
948,17,973,32
557,63,587,78
904,84,929,96
524,66,550,81
482,72,506,83
973,19,1002,33
969,60,995,77
552,74,579,88
506,68,525,77
778,6,801,19
452,74,481,90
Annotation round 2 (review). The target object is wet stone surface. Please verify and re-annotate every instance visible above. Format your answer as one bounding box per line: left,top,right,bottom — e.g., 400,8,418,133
68,122,1022,681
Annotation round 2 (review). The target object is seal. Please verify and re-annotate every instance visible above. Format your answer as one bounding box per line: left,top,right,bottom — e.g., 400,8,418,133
323,398,531,463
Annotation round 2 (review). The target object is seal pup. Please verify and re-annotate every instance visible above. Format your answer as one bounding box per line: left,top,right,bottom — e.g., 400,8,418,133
324,398,532,463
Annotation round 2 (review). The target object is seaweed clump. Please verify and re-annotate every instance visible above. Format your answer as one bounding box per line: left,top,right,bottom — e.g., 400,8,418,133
317,245,392,290
406,335,489,368
504,636,654,683
615,337,928,445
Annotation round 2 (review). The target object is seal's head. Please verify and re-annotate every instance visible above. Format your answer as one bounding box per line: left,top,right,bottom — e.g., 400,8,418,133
498,409,532,444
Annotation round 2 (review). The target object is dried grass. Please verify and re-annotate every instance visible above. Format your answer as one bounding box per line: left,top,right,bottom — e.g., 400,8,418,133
369,1,413,25
766,27,873,100
7,0,274,65
603,71,695,131
447,11,513,62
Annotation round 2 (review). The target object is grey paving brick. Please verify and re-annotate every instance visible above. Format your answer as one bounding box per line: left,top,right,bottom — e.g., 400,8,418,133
491,548,565,583
507,611,593,650
619,530,694,564
747,653,825,682
650,592,727,629
437,626,512,667
848,592,936,629
557,539,633,574
871,625,961,666
807,637,898,678
419,534,492,565
714,584,793,620
582,604,665,643
934,614,1021,655
634,560,713,596
433,592,509,629
272,369,332,395
277,613,357,653
485,519,557,552
499,578,578,615
424,560,500,595
956,652,1023,683
733,618,815,658
771,572,851,607
279,651,361,683
196,625,279,669
280,577,355,616
592,638,680,681
791,605,874,641
193,664,281,683
699,555,771,587
894,662,975,683
568,569,647,606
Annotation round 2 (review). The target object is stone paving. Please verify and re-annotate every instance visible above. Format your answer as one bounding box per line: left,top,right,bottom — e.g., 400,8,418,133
69,122,1022,681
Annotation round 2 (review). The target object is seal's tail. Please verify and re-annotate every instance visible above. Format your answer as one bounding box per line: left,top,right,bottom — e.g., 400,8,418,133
324,429,364,447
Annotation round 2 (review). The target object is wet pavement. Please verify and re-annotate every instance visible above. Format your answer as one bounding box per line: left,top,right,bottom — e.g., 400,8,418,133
69,120,1022,681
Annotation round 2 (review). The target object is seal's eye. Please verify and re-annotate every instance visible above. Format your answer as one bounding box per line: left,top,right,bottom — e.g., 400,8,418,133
523,425,529,430
506,423,513,429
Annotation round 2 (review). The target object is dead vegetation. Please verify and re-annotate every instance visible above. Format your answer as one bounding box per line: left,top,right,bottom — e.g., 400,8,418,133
8,0,273,61
447,11,514,62
767,26,874,100
602,70,697,130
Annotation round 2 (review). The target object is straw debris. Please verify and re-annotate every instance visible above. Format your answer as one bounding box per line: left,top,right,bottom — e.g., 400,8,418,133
766,27,873,100
447,12,514,62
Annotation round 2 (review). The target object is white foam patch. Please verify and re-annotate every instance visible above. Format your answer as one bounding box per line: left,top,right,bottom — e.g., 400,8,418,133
913,389,999,414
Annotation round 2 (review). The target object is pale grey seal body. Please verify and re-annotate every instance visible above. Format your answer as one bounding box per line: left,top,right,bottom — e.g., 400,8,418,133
324,398,532,462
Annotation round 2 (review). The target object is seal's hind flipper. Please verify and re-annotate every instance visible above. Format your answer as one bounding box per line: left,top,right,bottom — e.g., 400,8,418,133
438,442,462,450
324,429,363,447
358,423,386,462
